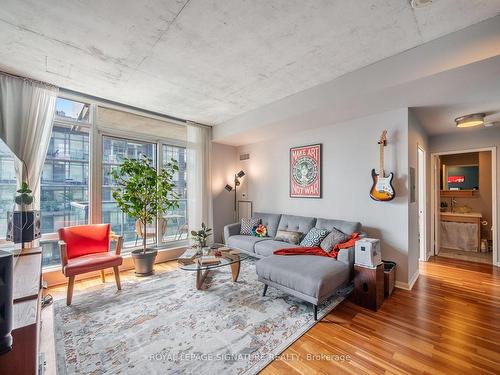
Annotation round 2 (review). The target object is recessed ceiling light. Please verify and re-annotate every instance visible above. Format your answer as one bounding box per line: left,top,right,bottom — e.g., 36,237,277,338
410,0,433,9
455,113,486,128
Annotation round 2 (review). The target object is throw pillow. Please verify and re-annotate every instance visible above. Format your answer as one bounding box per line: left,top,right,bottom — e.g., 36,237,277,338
274,230,302,244
251,224,267,237
240,218,260,235
320,227,350,253
300,227,329,247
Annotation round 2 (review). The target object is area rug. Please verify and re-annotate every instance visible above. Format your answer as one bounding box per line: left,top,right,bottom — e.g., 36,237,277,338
54,259,347,375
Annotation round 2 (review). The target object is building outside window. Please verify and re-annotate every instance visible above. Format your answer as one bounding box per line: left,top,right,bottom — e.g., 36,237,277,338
102,136,157,250
0,140,17,240
40,98,90,267
162,144,188,242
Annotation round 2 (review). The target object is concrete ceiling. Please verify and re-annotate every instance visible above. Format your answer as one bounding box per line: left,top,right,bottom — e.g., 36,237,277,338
1,0,500,126
212,14,500,145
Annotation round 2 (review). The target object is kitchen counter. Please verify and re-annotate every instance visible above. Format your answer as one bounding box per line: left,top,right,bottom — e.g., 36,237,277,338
440,212,482,218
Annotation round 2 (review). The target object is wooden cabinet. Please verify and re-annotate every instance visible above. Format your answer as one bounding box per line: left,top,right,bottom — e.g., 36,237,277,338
440,190,475,198
353,264,384,311
0,247,42,375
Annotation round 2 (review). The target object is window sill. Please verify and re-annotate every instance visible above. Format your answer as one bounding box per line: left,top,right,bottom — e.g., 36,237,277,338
42,243,188,287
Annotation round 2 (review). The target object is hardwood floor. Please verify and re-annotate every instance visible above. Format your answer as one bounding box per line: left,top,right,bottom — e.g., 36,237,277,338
438,247,493,265
262,256,500,375
43,257,500,375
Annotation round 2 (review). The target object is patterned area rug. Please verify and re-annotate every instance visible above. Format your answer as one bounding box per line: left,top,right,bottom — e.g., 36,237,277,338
54,259,346,374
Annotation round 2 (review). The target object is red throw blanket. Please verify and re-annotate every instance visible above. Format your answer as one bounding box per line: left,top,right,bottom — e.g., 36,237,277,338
273,233,360,259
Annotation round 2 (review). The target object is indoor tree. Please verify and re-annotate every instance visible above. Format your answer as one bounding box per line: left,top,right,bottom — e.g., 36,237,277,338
110,155,180,254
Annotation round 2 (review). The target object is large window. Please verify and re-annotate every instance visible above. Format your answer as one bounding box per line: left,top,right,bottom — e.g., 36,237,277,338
38,98,189,268
162,144,188,243
102,136,157,250
40,98,90,267
0,140,17,239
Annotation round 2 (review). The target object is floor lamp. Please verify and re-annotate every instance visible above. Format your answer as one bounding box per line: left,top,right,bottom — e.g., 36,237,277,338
225,170,245,222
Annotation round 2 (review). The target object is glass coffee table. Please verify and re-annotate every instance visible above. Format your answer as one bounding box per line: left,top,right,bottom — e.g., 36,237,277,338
179,245,250,290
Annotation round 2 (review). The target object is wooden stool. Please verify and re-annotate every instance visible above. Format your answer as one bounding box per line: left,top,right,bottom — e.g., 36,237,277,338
353,263,384,311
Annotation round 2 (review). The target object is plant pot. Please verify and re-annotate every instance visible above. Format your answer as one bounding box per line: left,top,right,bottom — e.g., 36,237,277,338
131,249,158,277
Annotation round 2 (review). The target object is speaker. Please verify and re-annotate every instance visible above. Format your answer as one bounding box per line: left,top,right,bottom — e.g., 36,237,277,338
6,210,41,244
0,250,13,354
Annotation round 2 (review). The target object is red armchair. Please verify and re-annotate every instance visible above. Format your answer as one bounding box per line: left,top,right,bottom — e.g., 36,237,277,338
58,224,123,305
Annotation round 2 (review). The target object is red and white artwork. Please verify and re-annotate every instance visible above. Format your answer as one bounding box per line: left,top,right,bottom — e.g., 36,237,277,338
290,144,322,198
448,175,465,183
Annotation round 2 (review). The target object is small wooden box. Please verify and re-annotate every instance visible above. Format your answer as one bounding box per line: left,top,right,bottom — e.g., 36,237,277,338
353,263,384,311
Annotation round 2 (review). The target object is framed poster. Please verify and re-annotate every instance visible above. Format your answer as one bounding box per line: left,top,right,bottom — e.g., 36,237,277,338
290,143,322,198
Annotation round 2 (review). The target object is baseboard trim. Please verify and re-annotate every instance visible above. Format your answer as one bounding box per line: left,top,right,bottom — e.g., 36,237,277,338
395,270,420,291
43,246,186,287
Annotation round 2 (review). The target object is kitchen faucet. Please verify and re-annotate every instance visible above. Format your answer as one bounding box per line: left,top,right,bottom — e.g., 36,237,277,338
451,198,457,213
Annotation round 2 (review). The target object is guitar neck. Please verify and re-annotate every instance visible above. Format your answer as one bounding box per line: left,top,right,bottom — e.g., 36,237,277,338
379,141,385,177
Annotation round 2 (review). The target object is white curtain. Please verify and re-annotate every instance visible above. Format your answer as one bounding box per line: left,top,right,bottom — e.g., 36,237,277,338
186,123,213,243
0,73,58,209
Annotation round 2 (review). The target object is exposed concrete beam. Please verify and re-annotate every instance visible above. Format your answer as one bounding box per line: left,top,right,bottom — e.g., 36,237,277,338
213,16,500,145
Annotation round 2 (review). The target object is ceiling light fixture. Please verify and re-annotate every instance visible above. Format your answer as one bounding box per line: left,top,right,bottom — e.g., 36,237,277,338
455,113,486,128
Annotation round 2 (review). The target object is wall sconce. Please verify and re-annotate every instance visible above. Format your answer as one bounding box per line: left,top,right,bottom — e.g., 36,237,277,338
225,170,245,220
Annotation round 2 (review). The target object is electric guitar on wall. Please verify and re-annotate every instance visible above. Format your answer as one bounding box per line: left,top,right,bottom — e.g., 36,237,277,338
370,130,395,201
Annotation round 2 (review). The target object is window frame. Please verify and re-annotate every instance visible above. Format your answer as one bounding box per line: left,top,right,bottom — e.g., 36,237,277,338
40,95,189,269
98,129,188,250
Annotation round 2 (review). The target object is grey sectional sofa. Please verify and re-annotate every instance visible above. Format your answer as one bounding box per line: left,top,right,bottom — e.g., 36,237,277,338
223,212,363,320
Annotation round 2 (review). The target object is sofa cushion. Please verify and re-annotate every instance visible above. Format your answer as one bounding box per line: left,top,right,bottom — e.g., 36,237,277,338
300,227,329,247
64,253,123,277
274,230,302,244
226,235,267,253
256,255,349,301
315,218,361,236
278,214,316,238
254,240,301,257
240,217,260,235
252,212,281,238
320,227,350,253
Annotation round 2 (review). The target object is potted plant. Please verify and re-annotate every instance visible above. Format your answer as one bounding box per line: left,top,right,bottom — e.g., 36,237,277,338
15,182,34,209
111,155,179,276
191,222,212,254
7,182,38,245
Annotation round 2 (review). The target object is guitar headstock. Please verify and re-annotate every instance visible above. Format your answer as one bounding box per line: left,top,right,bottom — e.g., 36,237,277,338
378,130,388,146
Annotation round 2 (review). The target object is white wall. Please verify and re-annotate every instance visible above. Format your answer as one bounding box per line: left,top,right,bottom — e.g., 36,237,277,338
408,111,430,284
430,128,500,265
211,142,238,243
237,109,415,285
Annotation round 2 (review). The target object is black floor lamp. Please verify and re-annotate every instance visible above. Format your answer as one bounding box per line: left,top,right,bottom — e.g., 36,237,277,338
225,170,245,221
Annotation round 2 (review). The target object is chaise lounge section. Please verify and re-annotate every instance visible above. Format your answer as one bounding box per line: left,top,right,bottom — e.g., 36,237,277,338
224,212,362,320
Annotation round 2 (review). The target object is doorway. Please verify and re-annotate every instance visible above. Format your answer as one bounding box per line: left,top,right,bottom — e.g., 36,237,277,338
418,146,427,261
430,148,497,266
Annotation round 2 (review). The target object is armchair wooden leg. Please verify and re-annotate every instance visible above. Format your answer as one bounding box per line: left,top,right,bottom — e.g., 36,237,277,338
66,276,75,306
113,266,121,290
101,270,106,283
262,284,268,297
